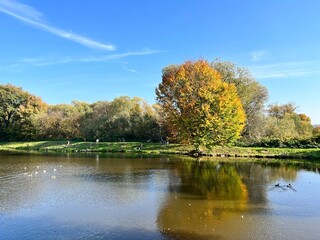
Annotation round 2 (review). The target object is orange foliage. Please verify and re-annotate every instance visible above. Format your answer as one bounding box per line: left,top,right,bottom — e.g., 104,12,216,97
156,60,245,150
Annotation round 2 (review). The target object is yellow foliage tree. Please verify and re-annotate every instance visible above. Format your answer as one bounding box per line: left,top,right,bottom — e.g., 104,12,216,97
156,60,246,150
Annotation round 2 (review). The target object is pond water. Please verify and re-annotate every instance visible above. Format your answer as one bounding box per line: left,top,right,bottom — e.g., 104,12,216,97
0,151,320,240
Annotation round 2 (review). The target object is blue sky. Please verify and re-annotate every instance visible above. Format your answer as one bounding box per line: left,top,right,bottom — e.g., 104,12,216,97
0,0,319,124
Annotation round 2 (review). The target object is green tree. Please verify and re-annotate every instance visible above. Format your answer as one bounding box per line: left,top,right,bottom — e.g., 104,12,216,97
81,97,161,141
212,60,268,143
265,103,313,140
313,126,320,137
33,102,92,140
81,101,110,140
0,84,47,140
156,60,246,151
294,114,313,138
72,101,93,140
264,114,298,140
268,103,297,118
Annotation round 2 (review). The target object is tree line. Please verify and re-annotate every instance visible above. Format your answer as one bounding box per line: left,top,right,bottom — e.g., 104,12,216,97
0,87,163,142
0,60,319,149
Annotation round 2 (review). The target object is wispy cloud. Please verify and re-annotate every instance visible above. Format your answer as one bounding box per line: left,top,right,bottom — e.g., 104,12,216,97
0,48,161,71
121,65,139,74
0,63,22,71
248,61,320,79
251,50,268,61
77,48,162,63
0,0,115,51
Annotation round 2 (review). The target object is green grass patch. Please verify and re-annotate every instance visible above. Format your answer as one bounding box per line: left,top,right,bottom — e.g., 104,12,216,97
0,141,319,160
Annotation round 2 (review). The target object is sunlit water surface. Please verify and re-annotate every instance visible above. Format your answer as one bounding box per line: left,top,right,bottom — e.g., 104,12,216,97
0,151,320,239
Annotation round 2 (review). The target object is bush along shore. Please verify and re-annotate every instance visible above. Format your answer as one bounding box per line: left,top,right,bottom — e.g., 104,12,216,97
0,141,320,160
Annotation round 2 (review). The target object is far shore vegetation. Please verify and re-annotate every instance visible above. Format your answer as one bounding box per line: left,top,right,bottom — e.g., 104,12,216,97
1,60,320,160
1,141,320,160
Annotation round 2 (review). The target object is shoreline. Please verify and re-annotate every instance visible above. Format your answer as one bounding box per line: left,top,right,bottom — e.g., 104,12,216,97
0,141,320,160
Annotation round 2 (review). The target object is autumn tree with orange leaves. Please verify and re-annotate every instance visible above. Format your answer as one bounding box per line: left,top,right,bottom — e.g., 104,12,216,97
156,60,246,151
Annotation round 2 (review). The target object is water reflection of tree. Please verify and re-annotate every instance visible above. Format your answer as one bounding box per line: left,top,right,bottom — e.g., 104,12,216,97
157,159,303,239
175,161,248,201
158,160,249,239
235,162,298,204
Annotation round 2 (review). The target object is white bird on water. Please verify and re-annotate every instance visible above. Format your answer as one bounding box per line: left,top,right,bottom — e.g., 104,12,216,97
53,168,57,172
37,166,40,169
43,170,46,173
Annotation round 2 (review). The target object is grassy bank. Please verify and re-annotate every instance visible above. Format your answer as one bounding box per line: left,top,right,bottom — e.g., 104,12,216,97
0,141,320,160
